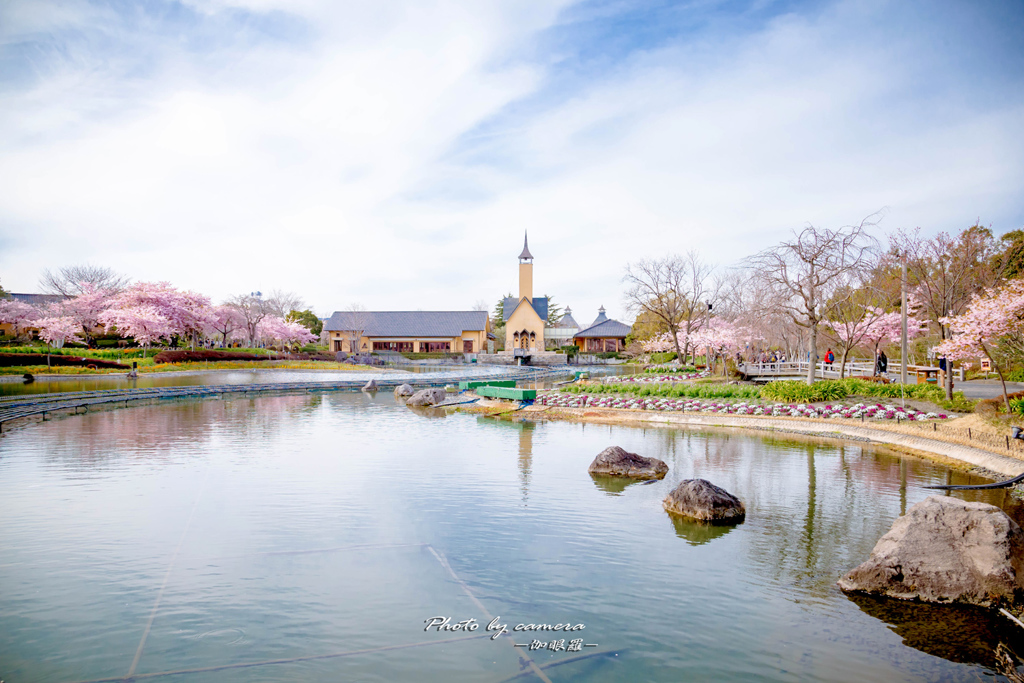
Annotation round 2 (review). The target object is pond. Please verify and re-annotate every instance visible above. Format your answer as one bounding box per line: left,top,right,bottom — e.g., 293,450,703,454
1,392,1022,682
0,364,629,397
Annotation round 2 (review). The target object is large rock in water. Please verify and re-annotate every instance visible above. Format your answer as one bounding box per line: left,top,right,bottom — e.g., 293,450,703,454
587,446,668,480
837,496,1024,607
394,383,414,397
663,479,745,523
407,387,448,407
362,379,378,392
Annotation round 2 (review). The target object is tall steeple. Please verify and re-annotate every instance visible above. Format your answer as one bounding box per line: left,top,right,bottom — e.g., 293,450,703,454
518,231,533,302
519,232,534,262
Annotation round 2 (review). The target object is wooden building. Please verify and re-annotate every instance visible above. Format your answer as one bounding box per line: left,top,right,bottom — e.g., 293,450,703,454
322,310,490,354
573,307,631,352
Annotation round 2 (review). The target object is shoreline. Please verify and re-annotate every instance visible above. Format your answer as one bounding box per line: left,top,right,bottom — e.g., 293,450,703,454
462,400,1024,479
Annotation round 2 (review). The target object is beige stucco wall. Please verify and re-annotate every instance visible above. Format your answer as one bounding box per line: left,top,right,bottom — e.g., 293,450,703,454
505,299,545,352
518,262,533,301
327,320,489,354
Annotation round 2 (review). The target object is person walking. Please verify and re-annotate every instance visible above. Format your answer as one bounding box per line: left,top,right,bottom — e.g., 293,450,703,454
875,349,888,378
825,348,835,367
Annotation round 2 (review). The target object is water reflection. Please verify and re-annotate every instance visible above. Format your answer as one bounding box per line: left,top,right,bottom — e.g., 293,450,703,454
667,515,736,546
848,594,1024,677
27,394,320,471
589,474,641,495
5,395,1024,682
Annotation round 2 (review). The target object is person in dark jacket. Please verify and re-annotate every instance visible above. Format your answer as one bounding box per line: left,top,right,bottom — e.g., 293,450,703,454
875,350,888,376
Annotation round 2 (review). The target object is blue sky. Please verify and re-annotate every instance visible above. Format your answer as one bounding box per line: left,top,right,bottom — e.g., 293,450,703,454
1,0,1022,322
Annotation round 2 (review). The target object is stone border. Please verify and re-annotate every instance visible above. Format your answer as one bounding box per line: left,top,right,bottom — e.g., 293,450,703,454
513,405,1024,478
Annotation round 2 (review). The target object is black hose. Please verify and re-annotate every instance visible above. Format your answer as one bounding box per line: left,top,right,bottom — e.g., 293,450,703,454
923,471,1024,490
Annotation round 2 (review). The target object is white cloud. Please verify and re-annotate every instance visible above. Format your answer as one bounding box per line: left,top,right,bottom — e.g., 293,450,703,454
0,0,1021,324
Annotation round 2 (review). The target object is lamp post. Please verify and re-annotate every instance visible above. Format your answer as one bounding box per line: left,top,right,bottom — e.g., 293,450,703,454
900,256,908,386
705,301,713,373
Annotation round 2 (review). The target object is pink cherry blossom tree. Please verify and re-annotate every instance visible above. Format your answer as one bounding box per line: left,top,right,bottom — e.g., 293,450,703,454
34,315,83,367
64,285,114,347
101,282,211,349
934,279,1024,413
641,332,675,354
0,299,39,339
257,316,317,347
99,304,176,354
206,305,246,347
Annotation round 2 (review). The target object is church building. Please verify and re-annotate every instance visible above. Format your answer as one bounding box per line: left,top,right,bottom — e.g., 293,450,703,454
502,234,548,354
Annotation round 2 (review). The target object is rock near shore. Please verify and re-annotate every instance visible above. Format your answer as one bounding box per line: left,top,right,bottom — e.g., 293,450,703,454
362,379,378,392
662,479,745,523
407,388,448,407
837,496,1024,607
394,383,414,397
587,446,668,480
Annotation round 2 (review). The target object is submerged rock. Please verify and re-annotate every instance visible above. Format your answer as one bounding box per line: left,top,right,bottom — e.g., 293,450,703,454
394,383,415,397
407,387,448,407
587,446,668,480
662,479,745,523
362,379,378,392
838,496,1024,607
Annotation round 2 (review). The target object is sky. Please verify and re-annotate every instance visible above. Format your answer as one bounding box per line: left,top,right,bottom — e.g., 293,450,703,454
1,0,1023,324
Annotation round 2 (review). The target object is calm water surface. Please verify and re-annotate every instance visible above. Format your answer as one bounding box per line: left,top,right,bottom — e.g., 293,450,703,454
0,365,630,397
1,392,1022,682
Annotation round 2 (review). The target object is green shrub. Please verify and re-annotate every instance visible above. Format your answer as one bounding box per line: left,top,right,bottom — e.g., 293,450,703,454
1010,397,1024,416
649,352,678,364
1008,369,1024,382
761,380,848,403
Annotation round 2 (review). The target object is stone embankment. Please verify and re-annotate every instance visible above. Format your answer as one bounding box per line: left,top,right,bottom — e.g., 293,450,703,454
519,404,1024,478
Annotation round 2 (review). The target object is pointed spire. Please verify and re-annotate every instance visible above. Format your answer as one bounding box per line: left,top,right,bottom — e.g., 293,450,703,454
519,231,534,261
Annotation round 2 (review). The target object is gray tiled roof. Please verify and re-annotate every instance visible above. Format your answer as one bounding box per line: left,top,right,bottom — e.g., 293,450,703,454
503,297,548,323
574,318,632,338
554,308,579,329
8,293,67,306
323,310,488,337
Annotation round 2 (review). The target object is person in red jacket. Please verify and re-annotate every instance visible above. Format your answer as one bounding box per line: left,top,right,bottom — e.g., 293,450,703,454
825,348,835,367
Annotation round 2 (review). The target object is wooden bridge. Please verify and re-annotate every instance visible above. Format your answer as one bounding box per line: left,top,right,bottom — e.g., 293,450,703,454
738,360,963,383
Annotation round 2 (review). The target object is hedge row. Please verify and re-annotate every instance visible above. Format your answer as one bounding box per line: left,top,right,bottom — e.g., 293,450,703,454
0,353,128,369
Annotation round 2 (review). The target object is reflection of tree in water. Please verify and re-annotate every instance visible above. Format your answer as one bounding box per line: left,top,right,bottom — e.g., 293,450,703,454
848,593,1024,679
738,434,1024,599
31,394,321,470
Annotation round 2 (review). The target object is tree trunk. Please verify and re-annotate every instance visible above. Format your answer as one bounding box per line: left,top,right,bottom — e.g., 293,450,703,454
806,324,818,385
840,346,851,380
670,324,683,361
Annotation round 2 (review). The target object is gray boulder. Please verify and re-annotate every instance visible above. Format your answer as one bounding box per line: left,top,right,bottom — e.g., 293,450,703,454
663,479,745,523
837,496,1024,607
407,387,448,407
587,446,668,480
335,351,348,361
361,379,378,392
394,383,415,397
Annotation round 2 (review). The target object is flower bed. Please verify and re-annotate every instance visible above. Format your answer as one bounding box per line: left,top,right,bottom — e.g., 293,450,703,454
536,393,948,421
607,371,709,383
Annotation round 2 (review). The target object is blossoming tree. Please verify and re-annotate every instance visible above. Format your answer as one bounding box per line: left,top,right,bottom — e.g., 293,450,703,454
0,299,39,339
935,279,1024,413
100,282,211,349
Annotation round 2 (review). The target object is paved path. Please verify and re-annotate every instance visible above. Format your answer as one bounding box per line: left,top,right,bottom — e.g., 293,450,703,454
959,380,1024,399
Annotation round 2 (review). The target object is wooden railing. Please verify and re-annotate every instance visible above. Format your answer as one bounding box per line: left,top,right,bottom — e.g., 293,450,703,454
739,360,962,382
